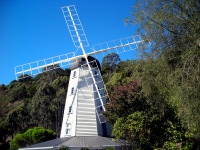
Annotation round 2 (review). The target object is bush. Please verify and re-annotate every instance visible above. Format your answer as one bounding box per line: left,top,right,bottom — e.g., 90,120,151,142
10,127,56,150
10,133,26,150
104,147,115,150
59,145,70,150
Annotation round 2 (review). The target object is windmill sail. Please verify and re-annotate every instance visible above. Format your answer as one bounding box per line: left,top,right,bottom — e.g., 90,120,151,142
61,5,89,48
14,36,144,79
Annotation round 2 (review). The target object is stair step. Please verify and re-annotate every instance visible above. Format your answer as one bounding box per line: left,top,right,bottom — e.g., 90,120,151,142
77,99,94,102
77,109,95,111
76,131,97,134
77,114,96,119
76,128,97,131
77,120,97,124
76,132,98,136
77,119,96,121
77,105,94,107
76,125,97,128
77,95,93,98
78,100,93,103
77,118,96,121
77,116,96,119
76,129,97,132
77,110,95,113
76,124,97,128
76,120,96,126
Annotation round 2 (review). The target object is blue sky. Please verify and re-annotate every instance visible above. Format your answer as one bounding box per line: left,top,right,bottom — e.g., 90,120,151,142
0,0,137,85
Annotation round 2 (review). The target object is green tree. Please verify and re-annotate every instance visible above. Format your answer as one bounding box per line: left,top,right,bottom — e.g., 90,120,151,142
31,83,56,128
112,112,149,149
18,74,32,83
10,127,56,150
102,53,121,81
59,145,70,150
105,79,189,149
31,127,56,144
10,86,27,102
126,0,200,142
116,0,200,148
10,133,26,150
104,147,115,150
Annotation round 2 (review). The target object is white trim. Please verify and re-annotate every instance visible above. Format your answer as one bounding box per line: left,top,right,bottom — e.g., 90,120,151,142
19,147,54,150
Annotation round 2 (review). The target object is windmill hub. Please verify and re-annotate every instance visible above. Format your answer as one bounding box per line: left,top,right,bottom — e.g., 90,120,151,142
71,56,101,70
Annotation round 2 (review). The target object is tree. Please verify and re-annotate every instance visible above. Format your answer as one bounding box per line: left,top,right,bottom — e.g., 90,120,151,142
126,0,200,139
112,112,149,149
104,147,115,150
10,127,56,150
0,84,6,91
59,145,70,150
11,86,27,102
10,133,26,150
104,81,148,125
104,79,190,149
18,74,32,83
0,67,69,149
31,83,56,129
102,53,121,81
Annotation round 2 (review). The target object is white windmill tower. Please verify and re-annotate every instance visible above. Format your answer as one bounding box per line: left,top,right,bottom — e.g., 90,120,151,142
15,5,145,140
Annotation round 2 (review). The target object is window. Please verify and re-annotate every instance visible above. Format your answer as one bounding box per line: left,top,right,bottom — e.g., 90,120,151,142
66,123,71,135
73,71,76,78
71,87,74,95
69,106,72,113
94,71,97,78
98,87,102,96
100,106,103,111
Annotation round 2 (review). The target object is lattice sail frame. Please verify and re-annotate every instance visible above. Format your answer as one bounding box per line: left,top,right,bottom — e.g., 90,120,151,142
80,60,109,123
14,52,76,79
15,35,144,79
61,5,89,48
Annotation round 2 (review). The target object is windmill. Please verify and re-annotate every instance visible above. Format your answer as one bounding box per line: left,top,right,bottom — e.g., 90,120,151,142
15,5,145,139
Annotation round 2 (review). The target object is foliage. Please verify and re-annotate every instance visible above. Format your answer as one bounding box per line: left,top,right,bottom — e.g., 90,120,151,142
102,53,120,72
104,147,115,150
0,0,199,149
112,112,149,149
59,145,70,150
102,53,121,82
126,0,200,136
105,77,189,149
10,127,56,150
104,81,148,125
0,84,6,91
10,86,27,102
18,74,32,83
0,67,69,149
10,133,26,150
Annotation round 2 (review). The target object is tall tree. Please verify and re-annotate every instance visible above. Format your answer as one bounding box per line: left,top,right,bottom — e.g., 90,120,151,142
31,83,56,129
106,80,190,149
126,0,200,137
102,53,121,81
104,81,148,125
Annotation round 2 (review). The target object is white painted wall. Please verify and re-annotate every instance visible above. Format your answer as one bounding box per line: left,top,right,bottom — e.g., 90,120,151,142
60,68,79,137
60,61,111,137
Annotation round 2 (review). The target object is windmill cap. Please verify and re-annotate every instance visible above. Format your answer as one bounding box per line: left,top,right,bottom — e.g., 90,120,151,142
70,56,101,70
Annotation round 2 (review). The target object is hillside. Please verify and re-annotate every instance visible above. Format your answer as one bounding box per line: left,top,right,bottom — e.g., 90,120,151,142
1,56,200,149
1,0,200,149
0,68,70,149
